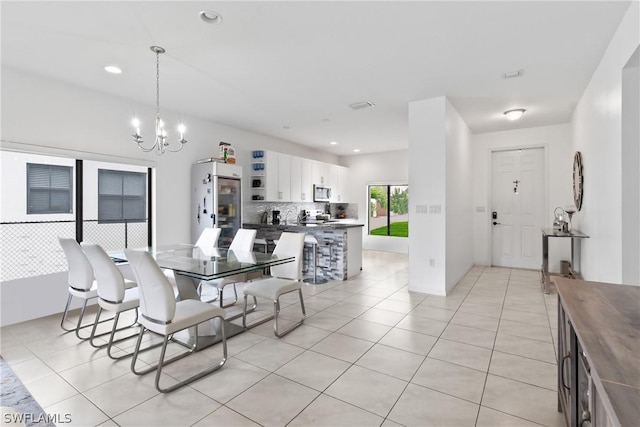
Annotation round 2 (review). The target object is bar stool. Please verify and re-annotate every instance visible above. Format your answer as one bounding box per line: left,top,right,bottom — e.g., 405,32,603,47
303,235,328,284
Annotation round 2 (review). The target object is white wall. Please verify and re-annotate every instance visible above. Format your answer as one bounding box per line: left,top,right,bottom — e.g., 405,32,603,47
0,67,339,325
444,100,474,292
570,2,639,284
472,124,573,273
621,47,639,285
408,97,447,295
341,150,409,253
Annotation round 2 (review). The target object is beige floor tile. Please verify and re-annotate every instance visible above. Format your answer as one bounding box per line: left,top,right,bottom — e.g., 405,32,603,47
302,296,338,311
476,406,542,426
289,394,384,426
226,374,319,426
222,331,268,355
58,354,132,392
343,293,385,307
310,333,373,363
9,357,57,384
336,319,392,342
440,323,496,349
325,301,371,318
190,358,269,404
45,394,109,427
489,351,557,391
395,315,448,337
501,309,550,327
494,332,557,364
379,328,437,356
388,383,479,426
324,365,407,417
356,343,425,381
374,299,417,314
498,319,553,343
193,406,261,427
412,358,487,403
357,308,406,326
503,302,548,315
83,370,164,418
235,337,304,371
408,305,456,322
279,324,332,349
482,374,565,427
318,288,355,301
113,385,220,426
419,296,463,310
451,312,500,332
275,350,350,391
24,373,78,408
305,311,353,331
458,301,503,319
428,339,492,372
359,287,397,299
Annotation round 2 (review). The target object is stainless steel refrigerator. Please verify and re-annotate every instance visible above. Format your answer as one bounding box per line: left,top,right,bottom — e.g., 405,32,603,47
191,161,242,247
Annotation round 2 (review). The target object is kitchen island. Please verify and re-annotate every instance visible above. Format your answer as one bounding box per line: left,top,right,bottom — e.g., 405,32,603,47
244,221,363,280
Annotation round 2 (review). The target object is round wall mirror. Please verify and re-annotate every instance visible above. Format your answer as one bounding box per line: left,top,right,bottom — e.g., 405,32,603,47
573,151,584,211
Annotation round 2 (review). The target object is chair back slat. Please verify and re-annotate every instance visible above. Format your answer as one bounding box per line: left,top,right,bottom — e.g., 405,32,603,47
270,232,304,280
125,250,176,323
58,238,94,291
82,243,126,303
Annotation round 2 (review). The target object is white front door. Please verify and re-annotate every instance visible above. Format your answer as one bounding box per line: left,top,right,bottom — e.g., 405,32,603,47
491,148,545,269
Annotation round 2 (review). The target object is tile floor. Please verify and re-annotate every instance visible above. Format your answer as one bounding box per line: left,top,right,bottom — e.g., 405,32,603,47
0,251,565,426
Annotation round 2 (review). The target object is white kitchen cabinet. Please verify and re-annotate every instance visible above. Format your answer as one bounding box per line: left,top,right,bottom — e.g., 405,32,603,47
291,157,313,202
265,151,291,201
333,165,349,203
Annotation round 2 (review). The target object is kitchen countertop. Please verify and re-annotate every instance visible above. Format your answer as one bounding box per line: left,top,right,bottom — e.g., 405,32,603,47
244,220,364,229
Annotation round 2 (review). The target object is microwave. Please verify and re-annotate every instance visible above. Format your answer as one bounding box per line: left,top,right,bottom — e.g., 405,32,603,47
313,185,332,202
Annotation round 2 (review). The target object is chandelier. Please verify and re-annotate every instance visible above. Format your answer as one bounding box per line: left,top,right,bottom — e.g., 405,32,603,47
131,46,187,154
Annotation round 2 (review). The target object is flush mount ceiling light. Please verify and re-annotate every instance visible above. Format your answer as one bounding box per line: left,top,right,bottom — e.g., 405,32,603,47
504,109,526,120
131,46,187,155
199,10,223,24
104,65,122,74
353,149,361,153
330,141,337,145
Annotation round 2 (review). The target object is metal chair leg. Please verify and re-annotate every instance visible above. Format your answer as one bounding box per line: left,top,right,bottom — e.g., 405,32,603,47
219,283,239,309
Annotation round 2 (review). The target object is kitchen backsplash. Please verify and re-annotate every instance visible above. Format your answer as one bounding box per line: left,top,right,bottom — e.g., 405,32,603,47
244,202,358,223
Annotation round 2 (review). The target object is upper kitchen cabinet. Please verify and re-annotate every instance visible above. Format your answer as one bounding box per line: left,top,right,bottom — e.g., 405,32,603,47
265,151,291,201
312,160,334,187
333,165,349,203
291,156,313,202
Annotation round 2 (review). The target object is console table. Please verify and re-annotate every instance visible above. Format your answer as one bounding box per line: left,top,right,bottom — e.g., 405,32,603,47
541,228,589,294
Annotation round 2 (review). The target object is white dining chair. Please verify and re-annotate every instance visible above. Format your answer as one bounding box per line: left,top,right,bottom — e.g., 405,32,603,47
81,243,141,359
125,249,228,393
199,228,257,307
241,232,306,337
58,238,101,339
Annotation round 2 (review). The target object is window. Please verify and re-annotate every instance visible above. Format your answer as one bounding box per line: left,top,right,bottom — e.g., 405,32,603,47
98,169,146,222
27,163,73,214
368,184,409,237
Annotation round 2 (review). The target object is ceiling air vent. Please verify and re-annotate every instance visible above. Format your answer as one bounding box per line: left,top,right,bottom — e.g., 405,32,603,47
349,100,376,110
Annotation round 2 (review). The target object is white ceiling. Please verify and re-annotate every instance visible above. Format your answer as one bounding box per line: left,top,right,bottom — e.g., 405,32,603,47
1,1,631,156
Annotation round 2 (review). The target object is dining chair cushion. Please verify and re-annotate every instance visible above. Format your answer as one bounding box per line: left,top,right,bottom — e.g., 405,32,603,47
243,278,302,301
98,287,140,312
68,284,98,298
142,299,226,336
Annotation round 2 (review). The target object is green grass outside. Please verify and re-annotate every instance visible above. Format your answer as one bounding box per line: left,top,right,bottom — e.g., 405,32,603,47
369,221,409,237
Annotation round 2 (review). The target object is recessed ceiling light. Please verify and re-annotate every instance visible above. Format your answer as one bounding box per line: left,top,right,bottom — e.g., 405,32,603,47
330,141,337,145
199,10,223,24
353,149,360,153
104,65,122,74
322,118,330,123
504,109,526,120
283,125,290,130
349,101,375,110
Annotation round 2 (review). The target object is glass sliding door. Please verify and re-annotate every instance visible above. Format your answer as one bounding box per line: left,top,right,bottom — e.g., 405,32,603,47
368,184,409,237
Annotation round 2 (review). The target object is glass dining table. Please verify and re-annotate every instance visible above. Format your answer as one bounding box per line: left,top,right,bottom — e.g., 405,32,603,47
116,244,294,350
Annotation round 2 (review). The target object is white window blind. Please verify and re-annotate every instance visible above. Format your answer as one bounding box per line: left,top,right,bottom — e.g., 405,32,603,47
27,163,72,214
98,169,146,222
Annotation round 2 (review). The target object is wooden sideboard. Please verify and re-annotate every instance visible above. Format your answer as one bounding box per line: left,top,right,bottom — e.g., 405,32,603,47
555,277,640,426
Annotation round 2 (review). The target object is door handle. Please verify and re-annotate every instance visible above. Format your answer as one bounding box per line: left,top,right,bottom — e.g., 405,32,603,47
492,221,500,225
561,354,571,390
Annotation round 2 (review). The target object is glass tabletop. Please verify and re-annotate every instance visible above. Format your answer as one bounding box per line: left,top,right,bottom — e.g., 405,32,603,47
119,244,294,281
